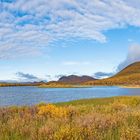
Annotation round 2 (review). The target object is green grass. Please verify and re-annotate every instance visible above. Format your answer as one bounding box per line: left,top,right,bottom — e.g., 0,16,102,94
1,96,140,140
56,96,118,106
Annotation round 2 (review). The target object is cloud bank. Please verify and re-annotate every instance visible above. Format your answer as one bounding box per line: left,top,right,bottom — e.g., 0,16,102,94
117,44,140,71
94,72,114,79
1,0,140,58
16,72,40,82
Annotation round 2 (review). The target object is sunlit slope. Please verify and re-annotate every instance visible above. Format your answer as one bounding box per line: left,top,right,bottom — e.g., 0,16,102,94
115,62,140,77
85,62,140,85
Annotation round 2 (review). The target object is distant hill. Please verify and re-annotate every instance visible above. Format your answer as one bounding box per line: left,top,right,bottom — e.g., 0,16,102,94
85,62,140,86
58,75,96,84
39,75,95,88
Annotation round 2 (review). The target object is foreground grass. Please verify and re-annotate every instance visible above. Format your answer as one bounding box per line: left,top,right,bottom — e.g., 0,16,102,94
1,96,140,140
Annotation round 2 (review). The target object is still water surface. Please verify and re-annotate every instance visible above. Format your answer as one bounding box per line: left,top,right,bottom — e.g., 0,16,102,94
0,86,140,106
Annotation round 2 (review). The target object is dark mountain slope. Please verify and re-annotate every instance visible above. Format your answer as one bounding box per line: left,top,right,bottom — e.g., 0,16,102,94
85,62,140,86
58,75,96,84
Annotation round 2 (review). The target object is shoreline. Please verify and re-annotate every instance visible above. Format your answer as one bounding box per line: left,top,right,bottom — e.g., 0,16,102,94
119,85,140,88
39,84,140,88
1,95,140,107
1,84,140,88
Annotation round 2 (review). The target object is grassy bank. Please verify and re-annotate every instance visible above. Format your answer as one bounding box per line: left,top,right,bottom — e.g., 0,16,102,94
0,83,43,87
39,84,92,88
1,96,140,140
39,83,79,88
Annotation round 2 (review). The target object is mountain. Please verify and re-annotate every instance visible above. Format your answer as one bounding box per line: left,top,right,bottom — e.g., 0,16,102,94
39,62,140,87
85,62,140,86
113,62,140,77
58,75,96,84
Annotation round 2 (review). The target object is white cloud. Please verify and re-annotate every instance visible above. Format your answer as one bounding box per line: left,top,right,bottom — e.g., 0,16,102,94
1,0,140,58
62,61,91,66
117,44,140,71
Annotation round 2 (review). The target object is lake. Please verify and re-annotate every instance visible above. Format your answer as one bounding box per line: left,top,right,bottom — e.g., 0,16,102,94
0,86,140,106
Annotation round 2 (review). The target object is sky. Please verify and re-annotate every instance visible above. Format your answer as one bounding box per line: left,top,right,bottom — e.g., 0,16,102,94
1,0,140,81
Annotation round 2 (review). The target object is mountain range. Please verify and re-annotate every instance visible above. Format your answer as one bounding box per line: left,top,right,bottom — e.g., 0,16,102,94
1,61,140,87
42,61,140,87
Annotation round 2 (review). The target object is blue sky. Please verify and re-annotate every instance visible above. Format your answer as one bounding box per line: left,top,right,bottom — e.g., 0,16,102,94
1,0,140,81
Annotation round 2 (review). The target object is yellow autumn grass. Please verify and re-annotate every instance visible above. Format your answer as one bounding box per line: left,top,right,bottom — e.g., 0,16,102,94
1,96,140,140
38,104,68,118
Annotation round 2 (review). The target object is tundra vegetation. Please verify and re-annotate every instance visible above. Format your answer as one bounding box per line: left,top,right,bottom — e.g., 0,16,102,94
1,96,140,140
